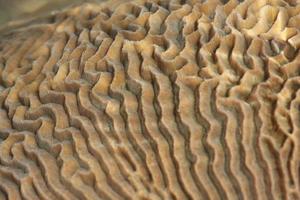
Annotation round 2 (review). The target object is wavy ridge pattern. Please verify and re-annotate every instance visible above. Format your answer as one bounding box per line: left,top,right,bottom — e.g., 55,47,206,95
0,0,300,199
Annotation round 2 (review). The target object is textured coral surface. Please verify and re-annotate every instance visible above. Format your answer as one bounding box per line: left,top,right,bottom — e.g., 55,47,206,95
0,0,300,199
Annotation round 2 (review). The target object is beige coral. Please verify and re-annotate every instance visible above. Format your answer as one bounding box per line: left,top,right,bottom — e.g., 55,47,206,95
0,0,300,199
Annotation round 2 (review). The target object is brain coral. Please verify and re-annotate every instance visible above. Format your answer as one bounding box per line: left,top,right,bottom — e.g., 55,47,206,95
0,0,300,199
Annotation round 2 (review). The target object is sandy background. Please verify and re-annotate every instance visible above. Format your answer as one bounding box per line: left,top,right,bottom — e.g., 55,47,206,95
0,0,104,26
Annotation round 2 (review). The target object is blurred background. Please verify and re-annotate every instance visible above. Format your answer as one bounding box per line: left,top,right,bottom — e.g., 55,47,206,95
0,0,104,26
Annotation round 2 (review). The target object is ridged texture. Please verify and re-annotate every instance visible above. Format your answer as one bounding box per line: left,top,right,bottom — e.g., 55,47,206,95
0,0,300,199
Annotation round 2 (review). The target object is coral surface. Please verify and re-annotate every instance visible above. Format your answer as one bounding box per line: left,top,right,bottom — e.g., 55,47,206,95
0,0,300,199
